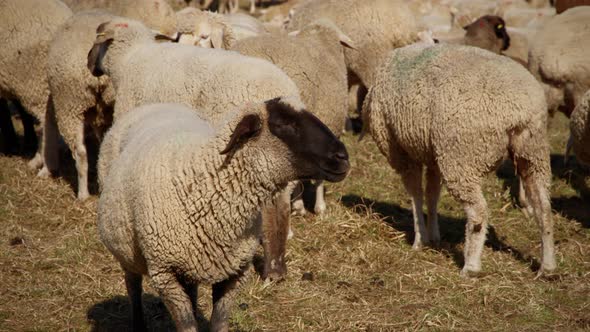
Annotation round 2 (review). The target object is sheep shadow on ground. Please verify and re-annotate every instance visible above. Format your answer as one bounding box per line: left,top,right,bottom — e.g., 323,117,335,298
87,293,210,332
496,154,590,229
340,194,541,272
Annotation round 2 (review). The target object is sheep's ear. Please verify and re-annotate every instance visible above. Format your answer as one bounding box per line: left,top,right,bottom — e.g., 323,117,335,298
220,114,262,155
211,28,224,49
87,29,115,77
493,22,510,51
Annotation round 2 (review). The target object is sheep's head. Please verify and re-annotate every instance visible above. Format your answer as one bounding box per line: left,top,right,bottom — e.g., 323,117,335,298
463,15,510,53
220,97,350,183
87,19,175,77
175,8,235,49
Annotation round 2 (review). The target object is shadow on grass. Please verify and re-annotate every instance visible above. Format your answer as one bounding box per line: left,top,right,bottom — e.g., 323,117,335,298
87,294,211,332
341,194,541,272
496,154,590,229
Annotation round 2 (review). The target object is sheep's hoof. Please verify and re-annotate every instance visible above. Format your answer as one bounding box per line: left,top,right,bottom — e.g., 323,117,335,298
263,263,286,282
314,202,326,215
36,166,51,178
411,241,424,251
460,267,483,278
287,226,294,240
77,190,90,201
28,153,43,170
292,200,307,216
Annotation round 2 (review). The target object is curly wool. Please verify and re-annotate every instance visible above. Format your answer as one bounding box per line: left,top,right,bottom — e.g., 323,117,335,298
0,0,72,165
287,0,419,87
528,6,590,115
570,90,590,165
98,102,298,281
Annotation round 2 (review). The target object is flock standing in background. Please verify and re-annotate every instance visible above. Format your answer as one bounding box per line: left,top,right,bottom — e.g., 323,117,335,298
1,0,590,331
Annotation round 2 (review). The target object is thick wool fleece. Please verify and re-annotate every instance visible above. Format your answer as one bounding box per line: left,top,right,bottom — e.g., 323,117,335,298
528,6,590,115
98,102,299,281
232,22,348,135
0,0,72,161
287,0,419,88
363,43,554,274
98,20,299,125
570,90,590,165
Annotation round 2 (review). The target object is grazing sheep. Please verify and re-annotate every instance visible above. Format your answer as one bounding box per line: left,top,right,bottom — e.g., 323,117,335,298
175,7,236,48
287,0,420,114
46,1,180,200
528,6,590,117
569,90,590,164
98,100,349,331
363,43,555,276
0,0,72,173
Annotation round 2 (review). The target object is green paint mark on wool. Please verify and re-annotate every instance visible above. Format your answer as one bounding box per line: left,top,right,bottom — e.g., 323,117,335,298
391,45,441,82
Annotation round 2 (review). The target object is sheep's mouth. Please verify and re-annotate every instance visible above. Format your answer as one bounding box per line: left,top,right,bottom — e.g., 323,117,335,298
320,166,349,182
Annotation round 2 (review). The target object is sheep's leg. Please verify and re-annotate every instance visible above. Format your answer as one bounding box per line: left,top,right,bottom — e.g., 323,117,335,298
150,271,197,332
564,134,573,165
37,102,60,178
425,167,442,247
210,267,246,332
291,180,306,216
249,0,255,13
518,178,533,217
69,120,90,200
181,281,199,321
400,166,428,250
458,187,488,277
0,99,18,155
314,180,326,215
124,269,147,332
517,161,556,275
261,183,294,281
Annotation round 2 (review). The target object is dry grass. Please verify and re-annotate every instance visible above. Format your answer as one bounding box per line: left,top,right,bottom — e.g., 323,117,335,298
0,113,589,331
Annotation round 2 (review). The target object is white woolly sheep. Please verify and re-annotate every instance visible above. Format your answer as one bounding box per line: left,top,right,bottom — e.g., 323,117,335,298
98,100,349,331
569,90,590,165
287,0,420,114
0,0,72,173
46,2,180,200
528,6,590,117
175,7,236,48
362,43,555,276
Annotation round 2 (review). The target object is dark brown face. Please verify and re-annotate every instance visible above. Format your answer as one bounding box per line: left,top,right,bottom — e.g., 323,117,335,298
266,98,349,182
484,15,510,51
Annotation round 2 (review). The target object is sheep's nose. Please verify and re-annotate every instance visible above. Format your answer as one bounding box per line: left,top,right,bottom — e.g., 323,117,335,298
335,150,348,160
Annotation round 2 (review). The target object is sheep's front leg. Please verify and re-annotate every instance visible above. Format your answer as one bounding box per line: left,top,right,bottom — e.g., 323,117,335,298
460,188,488,277
425,167,442,247
210,268,247,332
72,120,90,200
261,183,294,281
400,166,427,250
150,271,197,332
124,269,146,332
314,180,326,215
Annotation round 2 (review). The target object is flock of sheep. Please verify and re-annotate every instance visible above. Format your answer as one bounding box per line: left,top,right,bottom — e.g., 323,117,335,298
1,0,590,330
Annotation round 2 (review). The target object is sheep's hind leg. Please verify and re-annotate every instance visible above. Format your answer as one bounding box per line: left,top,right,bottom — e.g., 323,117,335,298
124,269,147,332
517,161,556,275
426,167,442,247
210,267,247,332
150,271,197,332
72,120,90,200
399,165,428,250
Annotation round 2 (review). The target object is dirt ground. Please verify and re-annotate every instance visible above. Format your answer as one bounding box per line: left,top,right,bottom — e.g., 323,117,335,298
0,113,589,331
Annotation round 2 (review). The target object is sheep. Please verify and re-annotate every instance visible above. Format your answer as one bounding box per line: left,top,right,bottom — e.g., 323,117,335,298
46,2,180,200
0,0,72,174
87,18,304,278
287,0,420,115
569,90,590,165
232,19,353,214
528,6,590,117
175,7,236,48
230,19,352,278
224,13,269,40
362,43,555,276
98,100,349,331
